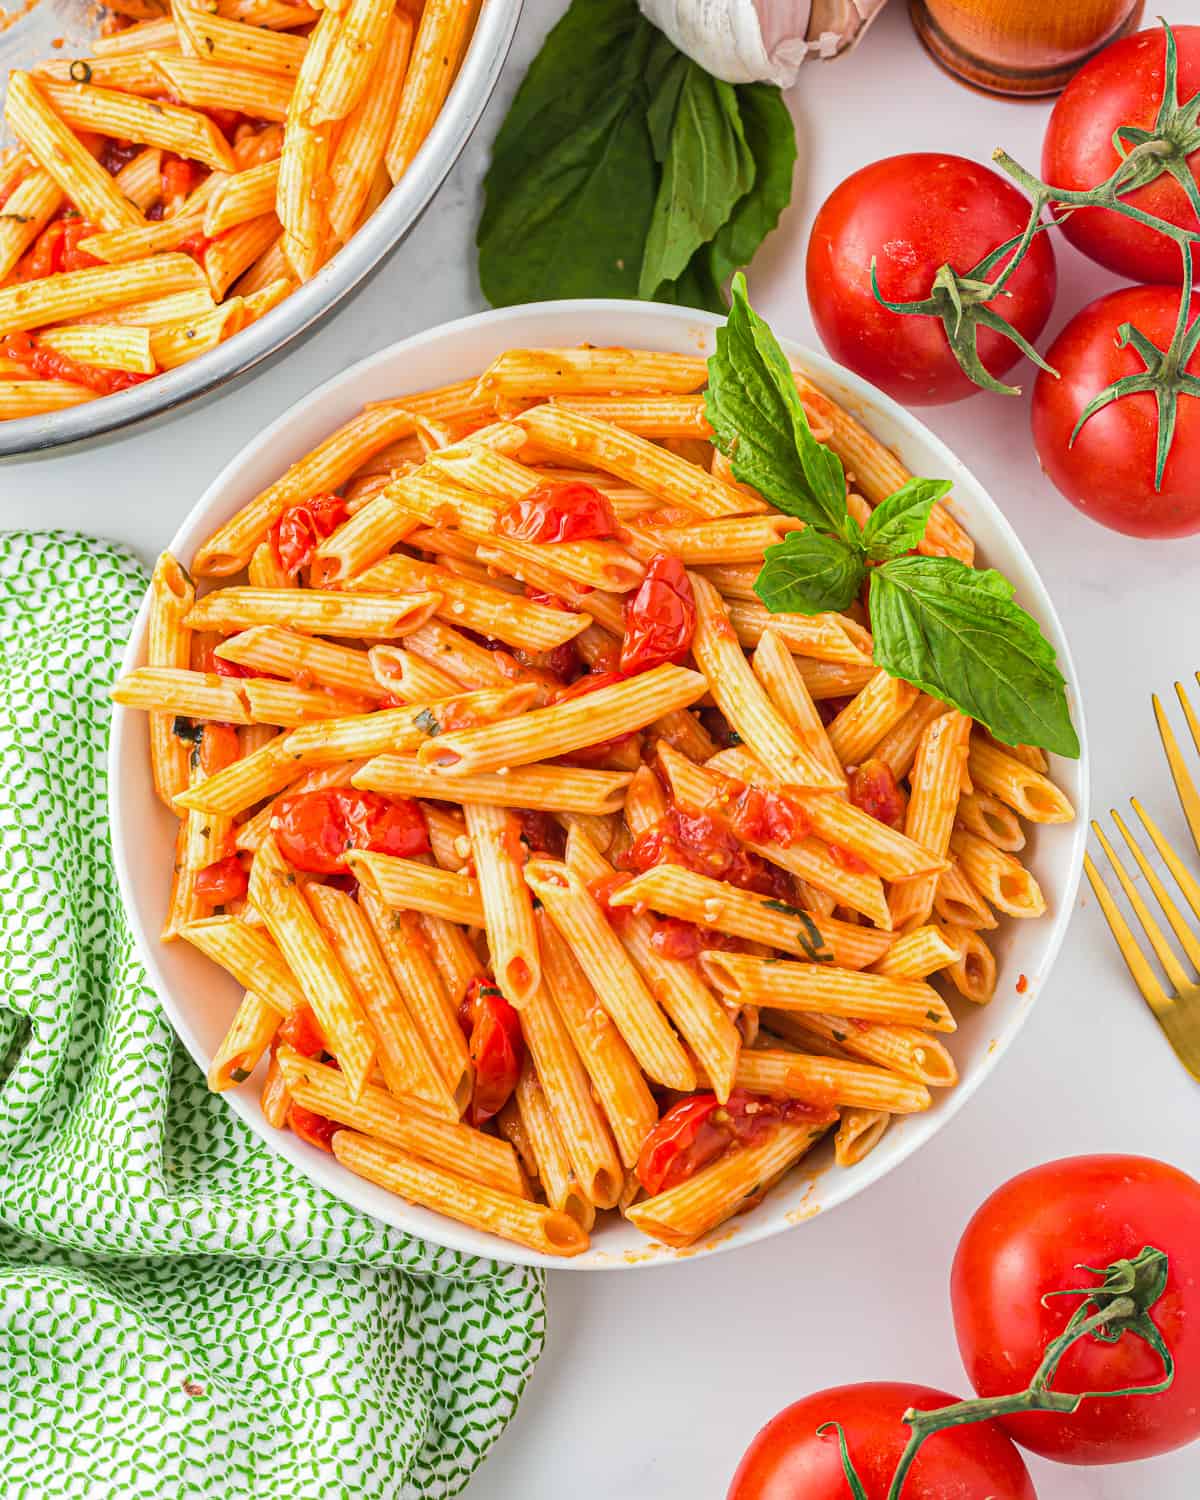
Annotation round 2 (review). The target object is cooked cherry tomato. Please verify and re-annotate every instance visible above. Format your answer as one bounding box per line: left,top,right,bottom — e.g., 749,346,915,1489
498,481,617,542
160,154,196,212
271,787,429,873
277,1003,327,1057
515,808,565,857
806,153,1056,405
1031,285,1200,537
269,493,351,573
99,138,144,176
619,553,696,674
848,758,907,829
0,331,149,396
952,1154,1200,1465
638,1090,837,1197
649,917,704,960
16,216,102,280
193,853,247,907
727,1382,1036,1500
1043,26,1200,283
719,778,810,847
623,806,793,901
287,1102,338,1152
458,977,524,1126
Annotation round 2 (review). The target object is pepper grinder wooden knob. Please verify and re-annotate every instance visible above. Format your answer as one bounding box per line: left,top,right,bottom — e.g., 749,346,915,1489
909,0,1145,96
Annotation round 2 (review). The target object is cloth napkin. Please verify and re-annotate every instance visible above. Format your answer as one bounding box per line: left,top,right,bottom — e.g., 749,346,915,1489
0,531,544,1500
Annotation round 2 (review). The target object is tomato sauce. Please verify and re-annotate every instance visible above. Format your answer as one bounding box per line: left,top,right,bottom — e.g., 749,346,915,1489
0,331,151,396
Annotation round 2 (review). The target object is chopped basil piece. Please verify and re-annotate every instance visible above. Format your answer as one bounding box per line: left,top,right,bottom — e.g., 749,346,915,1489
413,708,441,736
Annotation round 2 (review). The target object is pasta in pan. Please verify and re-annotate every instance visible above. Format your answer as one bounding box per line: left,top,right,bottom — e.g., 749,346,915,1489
113,336,1075,1257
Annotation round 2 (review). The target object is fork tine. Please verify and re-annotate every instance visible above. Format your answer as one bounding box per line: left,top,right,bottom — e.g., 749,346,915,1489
1083,852,1174,1016
1091,821,1190,995
1112,807,1200,972
1130,797,1200,926
1154,689,1200,858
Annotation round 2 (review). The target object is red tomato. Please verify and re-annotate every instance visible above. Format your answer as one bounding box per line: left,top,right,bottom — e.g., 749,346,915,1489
269,493,350,573
0,331,149,396
271,788,429,873
287,1102,338,1152
619,554,696,674
193,853,247,907
277,1003,327,1057
952,1154,1200,1464
160,155,196,211
458,977,524,1126
16,216,101,280
498,482,617,542
727,1382,1036,1500
848,758,907,829
1031,285,1200,537
806,153,1056,405
59,217,103,272
1042,27,1200,283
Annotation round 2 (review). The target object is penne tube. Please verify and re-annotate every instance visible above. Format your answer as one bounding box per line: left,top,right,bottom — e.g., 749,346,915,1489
185,585,440,638
956,789,1026,852
794,659,878,701
0,381,95,417
967,739,1074,824
607,865,895,969
551,393,712,439
700,952,954,1031
934,920,997,1004
626,1120,829,1248
384,0,473,180
215,625,383,700
111,667,253,723
308,488,422,585
204,160,281,236
36,323,154,373
152,55,294,122
950,829,1046,919
207,990,280,1090
353,756,630,814
889,711,973,930
689,575,845,790
306,885,459,1115
723,599,872,667
260,1051,292,1127
873,695,950,781
870,924,962,980
735,1047,932,1113
145,553,195,807
0,169,62,282
35,56,176,96
536,908,658,1169
651,706,717,763
0,254,204,336
347,850,484,926
40,79,236,171
771,1010,958,1089
91,18,175,55
180,915,307,1014
750,629,846,788
173,5,310,74
149,299,246,370
626,516,804,565
236,678,365,726
624,763,668,837
369,643,460,701
327,10,412,240
248,836,376,1095
312,0,394,121
331,1129,588,1257
517,403,765,519
278,1047,519,1193
463,803,541,1006
835,1108,891,1168
476,348,707,399
513,1062,594,1227
934,857,998,930
72,287,216,329
525,857,694,1091
827,670,922,767
163,728,237,939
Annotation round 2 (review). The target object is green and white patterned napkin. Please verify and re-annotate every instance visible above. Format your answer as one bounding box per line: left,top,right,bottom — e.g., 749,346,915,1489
0,531,544,1500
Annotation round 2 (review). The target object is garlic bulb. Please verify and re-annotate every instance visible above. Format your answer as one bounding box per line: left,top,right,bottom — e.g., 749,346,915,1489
637,0,888,87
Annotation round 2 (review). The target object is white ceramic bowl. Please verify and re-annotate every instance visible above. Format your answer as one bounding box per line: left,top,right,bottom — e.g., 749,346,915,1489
109,301,1090,1270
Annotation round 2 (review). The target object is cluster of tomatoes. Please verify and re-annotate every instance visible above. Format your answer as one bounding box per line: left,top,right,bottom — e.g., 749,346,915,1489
806,26,1200,538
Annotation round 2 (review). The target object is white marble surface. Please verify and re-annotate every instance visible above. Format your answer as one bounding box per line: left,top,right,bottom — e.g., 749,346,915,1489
5,3,1200,1496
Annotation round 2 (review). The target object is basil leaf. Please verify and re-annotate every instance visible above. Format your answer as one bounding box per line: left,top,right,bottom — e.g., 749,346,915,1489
869,556,1079,757
755,529,866,615
646,50,687,161
706,274,852,538
862,478,950,562
478,0,658,305
638,63,754,299
656,83,796,313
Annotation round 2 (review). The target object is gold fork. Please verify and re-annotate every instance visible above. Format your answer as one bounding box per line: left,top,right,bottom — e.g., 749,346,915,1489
1085,674,1200,1080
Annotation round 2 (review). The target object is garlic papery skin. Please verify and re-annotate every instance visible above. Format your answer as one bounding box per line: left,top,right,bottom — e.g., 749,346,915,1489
637,0,888,87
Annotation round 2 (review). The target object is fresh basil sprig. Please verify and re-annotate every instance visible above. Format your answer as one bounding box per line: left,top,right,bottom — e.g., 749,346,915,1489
708,276,1080,759
477,0,795,313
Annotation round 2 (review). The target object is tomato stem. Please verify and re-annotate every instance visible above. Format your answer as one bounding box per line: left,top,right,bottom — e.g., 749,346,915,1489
828,1246,1176,1500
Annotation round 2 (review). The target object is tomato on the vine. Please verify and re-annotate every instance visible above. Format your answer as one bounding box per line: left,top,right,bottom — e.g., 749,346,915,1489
1031,285,1200,537
1042,26,1200,283
952,1154,1200,1465
727,1382,1036,1500
806,153,1056,405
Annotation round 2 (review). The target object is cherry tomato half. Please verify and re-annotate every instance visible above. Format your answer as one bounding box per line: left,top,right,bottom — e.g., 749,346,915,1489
287,1102,338,1152
848,758,907,829
1042,26,1200,283
952,1154,1200,1464
193,853,248,907
277,1003,328,1057
1031,285,1200,538
619,554,695,674
269,493,350,574
498,481,617,543
458,977,524,1126
727,1382,1036,1500
271,788,429,874
806,153,1056,405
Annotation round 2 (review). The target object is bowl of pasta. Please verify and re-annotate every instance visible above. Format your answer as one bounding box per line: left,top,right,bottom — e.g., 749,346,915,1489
0,0,522,455
108,297,1089,1268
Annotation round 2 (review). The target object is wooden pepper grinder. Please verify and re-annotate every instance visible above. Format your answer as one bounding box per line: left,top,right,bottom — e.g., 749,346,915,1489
909,0,1145,96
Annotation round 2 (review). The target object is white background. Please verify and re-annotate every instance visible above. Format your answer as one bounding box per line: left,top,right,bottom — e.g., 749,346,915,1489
6,2,1200,1495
